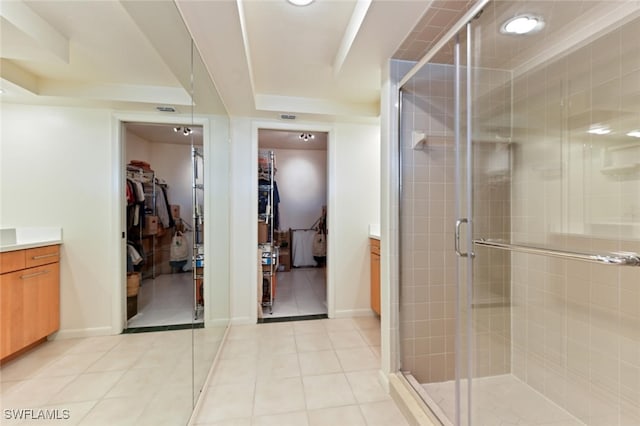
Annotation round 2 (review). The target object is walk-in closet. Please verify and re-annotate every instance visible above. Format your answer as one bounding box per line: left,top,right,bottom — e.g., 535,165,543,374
258,129,328,320
124,122,205,329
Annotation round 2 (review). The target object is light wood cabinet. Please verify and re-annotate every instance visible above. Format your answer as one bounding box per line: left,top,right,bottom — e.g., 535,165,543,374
370,238,380,315
0,245,60,361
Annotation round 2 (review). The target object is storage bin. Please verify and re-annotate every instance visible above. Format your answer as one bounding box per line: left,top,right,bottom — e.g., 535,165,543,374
127,295,138,319
144,215,158,235
258,221,268,243
127,272,140,296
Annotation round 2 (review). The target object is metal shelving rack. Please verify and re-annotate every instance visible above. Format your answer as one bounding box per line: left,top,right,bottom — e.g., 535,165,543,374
192,146,204,321
259,150,277,313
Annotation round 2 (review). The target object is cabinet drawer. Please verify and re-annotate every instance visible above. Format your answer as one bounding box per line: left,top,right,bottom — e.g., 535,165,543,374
370,238,380,256
1,263,60,359
0,250,26,274
25,245,60,268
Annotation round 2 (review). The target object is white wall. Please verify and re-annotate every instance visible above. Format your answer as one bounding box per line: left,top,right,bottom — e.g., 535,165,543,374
229,118,381,323
125,132,150,162
1,103,230,336
331,123,380,317
267,148,327,231
1,104,119,336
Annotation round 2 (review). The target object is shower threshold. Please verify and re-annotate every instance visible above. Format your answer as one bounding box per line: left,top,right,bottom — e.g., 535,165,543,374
409,374,585,425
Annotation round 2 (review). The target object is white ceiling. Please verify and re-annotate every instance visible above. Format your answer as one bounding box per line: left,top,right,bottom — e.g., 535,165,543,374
174,0,431,120
259,129,328,151
126,122,203,146
0,0,432,126
2,0,639,144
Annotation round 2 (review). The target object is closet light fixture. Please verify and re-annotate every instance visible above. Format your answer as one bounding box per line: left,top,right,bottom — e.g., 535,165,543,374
299,133,315,142
627,130,640,138
173,126,193,136
287,0,314,6
500,15,544,35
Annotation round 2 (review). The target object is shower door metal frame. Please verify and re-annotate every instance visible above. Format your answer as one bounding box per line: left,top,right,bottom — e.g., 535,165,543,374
453,22,476,426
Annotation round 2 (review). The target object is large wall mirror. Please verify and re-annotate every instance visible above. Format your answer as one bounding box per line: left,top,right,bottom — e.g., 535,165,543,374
1,0,230,423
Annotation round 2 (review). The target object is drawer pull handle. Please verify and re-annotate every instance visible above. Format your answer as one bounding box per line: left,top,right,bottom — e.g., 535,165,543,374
31,253,58,260
20,270,50,280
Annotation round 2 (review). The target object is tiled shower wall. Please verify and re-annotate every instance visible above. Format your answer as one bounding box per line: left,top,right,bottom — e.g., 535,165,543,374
399,62,512,383
510,17,640,425
399,63,458,381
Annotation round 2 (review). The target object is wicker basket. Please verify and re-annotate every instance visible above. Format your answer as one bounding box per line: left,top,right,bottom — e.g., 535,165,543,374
126,272,140,297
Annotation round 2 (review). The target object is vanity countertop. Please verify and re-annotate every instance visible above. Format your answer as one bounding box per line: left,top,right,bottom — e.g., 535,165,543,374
0,227,63,252
369,224,380,240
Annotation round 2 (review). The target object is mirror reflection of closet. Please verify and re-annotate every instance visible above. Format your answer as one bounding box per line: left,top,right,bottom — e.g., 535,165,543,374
124,121,203,330
121,0,231,421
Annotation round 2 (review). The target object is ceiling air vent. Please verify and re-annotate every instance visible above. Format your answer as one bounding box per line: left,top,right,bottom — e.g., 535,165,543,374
280,114,296,120
156,105,177,113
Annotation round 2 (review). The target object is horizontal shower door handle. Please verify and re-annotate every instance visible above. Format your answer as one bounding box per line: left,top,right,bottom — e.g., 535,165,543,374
473,238,640,267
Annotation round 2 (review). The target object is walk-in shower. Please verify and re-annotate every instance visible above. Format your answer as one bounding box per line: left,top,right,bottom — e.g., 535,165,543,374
396,1,640,424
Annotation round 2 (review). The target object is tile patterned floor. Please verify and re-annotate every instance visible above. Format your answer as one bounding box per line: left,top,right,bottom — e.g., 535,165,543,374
0,328,223,425
128,272,202,328
0,317,398,426
422,374,585,426
192,317,407,426
262,268,327,318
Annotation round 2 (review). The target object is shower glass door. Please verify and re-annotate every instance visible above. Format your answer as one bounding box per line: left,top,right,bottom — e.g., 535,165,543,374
465,1,640,425
399,1,640,425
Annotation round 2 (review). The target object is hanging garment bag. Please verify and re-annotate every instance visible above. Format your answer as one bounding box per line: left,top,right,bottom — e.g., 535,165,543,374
170,231,189,261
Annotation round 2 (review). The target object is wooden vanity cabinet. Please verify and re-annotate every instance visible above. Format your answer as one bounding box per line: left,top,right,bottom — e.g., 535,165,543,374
370,238,380,315
0,245,60,361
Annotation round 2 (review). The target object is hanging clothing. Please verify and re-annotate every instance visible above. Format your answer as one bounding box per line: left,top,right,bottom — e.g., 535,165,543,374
258,178,280,229
155,183,171,228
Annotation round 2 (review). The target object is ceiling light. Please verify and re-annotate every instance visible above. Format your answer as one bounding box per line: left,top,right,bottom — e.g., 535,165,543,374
627,130,640,138
501,15,545,35
587,124,611,135
287,0,314,6
173,126,193,136
299,133,315,142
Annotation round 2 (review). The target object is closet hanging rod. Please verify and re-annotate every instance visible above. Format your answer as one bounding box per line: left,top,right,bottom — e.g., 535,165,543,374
473,238,640,266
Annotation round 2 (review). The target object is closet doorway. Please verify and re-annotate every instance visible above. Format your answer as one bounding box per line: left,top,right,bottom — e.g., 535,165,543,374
124,122,204,329
258,129,328,320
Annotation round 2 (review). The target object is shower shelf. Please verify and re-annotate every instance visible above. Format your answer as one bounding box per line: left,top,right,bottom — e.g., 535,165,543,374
600,163,640,175
601,143,640,175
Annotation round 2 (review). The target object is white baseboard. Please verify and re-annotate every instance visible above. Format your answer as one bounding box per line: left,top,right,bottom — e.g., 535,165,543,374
332,308,375,318
378,369,390,393
230,316,257,325
205,318,231,328
52,326,115,340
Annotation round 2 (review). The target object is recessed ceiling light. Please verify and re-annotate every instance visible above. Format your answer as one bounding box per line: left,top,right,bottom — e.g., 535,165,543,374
587,124,611,135
287,0,314,6
627,130,640,138
501,15,545,35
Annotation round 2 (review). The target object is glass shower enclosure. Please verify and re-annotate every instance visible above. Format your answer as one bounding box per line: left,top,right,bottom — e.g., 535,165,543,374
397,1,640,424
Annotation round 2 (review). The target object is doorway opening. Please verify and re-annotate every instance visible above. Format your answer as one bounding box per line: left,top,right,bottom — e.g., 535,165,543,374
123,121,204,329
258,129,328,321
